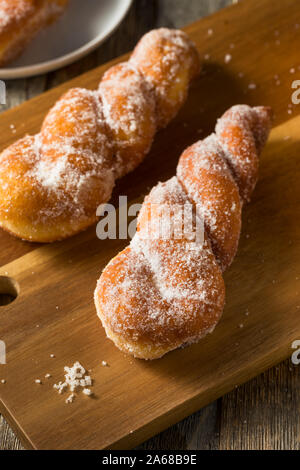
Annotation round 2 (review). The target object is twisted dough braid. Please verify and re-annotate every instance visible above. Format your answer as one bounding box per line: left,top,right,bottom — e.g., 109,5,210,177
95,105,273,360
0,28,200,242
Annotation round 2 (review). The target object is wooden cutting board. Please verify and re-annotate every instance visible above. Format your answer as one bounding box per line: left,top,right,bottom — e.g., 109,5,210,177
0,0,299,450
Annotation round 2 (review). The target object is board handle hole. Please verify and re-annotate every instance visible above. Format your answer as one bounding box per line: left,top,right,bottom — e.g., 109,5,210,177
0,276,19,306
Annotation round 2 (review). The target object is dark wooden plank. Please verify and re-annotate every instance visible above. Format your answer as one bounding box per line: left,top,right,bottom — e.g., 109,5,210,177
220,359,300,450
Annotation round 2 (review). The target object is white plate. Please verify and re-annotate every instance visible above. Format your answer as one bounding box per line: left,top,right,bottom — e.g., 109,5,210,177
0,0,133,80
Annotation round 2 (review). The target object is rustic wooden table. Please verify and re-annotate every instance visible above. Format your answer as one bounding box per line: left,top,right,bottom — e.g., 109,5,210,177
0,0,299,451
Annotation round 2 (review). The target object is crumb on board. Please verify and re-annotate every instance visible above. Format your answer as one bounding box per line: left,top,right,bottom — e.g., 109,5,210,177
53,361,94,403
65,393,75,404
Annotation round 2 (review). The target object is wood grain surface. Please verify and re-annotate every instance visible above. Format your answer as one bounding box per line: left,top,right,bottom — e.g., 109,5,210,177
0,0,299,450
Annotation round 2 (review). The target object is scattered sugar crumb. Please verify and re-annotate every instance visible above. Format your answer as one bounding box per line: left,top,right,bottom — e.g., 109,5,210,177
290,67,295,74
204,53,210,60
207,28,213,36
224,53,232,64
65,393,75,404
101,361,108,367
229,43,235,49
50,354,55,358
55,306,59,310
1,379,6,384
238,72,244,78
53,381,67,394
248,83,256,90
239,324,244,329
275,80,281,86
45,374,51,379
83,375,92,386
35,379,42,384
54,362,94,402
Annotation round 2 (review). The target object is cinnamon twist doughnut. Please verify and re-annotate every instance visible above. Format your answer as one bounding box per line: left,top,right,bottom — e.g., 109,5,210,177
95,105,273,360
0,28,200,242
0,0,69,66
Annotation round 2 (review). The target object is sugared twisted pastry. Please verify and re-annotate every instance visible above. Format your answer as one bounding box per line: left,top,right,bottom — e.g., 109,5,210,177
0,0,69,66
0,28,200,242
95,105,273,360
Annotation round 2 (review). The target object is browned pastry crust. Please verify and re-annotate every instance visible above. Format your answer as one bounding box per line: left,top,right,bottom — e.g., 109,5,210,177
0,28,200,242
95,105,273,360
0,0,69,66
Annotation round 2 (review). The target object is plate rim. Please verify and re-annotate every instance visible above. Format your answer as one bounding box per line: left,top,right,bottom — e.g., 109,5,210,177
0,0,133,80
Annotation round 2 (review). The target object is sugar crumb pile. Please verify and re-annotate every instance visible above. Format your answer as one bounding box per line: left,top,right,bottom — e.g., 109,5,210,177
53,361,94,404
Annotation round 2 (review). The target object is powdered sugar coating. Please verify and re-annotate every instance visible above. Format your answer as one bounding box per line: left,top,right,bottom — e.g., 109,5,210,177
130,28,201,128
95,105,272,359
99,62,156,178
177,134,242,270
96,177,225,356
0,88,115,240
0,0,66,30
215,104,272,202
0,27,200,242
0,0,68,66
0,0,36,31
